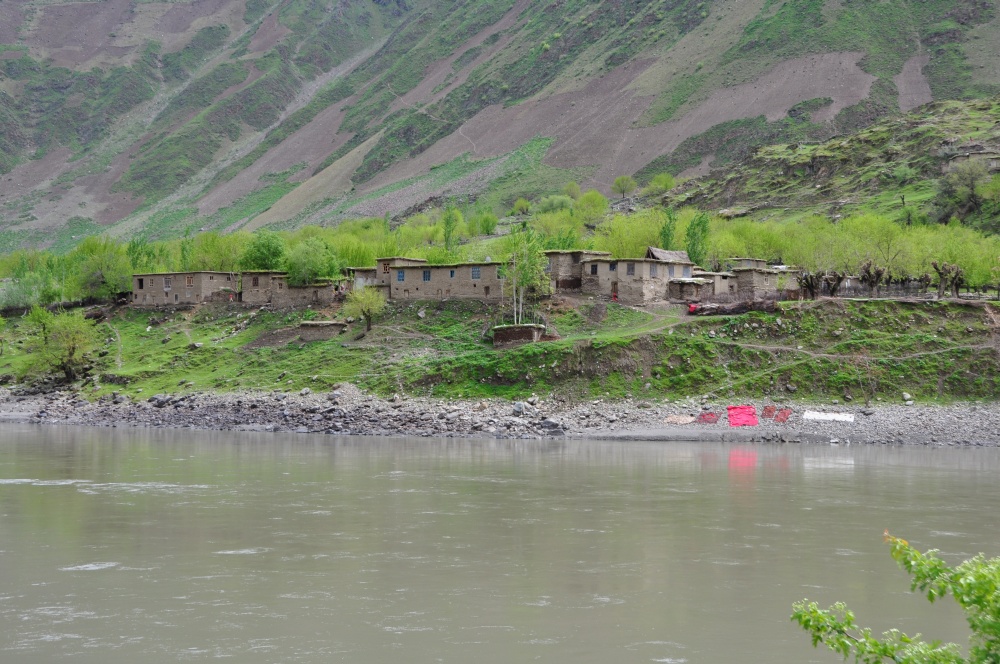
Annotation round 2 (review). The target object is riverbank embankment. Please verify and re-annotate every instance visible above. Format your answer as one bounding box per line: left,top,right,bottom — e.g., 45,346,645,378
1,386,997,446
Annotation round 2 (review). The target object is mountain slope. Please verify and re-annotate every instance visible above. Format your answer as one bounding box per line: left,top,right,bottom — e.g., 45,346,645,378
0,0,997,249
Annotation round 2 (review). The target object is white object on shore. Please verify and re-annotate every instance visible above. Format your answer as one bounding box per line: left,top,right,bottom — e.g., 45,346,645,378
803,411,855,423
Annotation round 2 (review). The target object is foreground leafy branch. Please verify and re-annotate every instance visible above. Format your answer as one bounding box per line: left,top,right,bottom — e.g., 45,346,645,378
792,531,1000,663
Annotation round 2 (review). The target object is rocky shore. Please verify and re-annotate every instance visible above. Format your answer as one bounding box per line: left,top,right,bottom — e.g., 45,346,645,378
1,385,998,446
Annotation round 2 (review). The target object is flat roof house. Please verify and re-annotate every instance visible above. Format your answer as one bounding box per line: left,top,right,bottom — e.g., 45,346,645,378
241,271,339,307
544,250,612,292
131,271,235,307
374,257,504,302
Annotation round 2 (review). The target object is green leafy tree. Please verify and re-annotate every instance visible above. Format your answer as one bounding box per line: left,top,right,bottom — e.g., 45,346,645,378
659,207,678,250
574,189,609,226
441,206,462,253
685,212,710,267
23,305,55,344
534,195,574,214
593,209,665,258
69,236,132,300
287,238,335,287
239,230,287,271
344,286,386,332
561,181,582,200
644,172,676,196
511,198,531,215
612,175,637,199
499,227,549,325
21,310,100,382
793,531,1000,663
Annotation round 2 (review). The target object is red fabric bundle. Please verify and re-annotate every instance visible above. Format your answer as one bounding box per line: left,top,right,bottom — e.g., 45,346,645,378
761,405,777,419
774,408,792,423
697,412,719,424
727,405,759,427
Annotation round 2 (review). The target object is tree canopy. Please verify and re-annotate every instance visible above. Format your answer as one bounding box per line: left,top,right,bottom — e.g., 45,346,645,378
612,175,637,199
793,532,1000,663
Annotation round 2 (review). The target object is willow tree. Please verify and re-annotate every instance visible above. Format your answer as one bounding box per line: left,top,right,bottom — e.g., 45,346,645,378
500,228,548,325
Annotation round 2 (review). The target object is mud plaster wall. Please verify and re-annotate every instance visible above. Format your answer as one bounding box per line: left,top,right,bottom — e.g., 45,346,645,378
131,272,234,306
387,264,504,302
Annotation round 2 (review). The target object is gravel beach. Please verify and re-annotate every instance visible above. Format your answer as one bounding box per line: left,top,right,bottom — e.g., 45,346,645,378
1,385,997,446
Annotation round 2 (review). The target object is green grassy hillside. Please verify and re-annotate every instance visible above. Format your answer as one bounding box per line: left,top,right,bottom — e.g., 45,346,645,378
0,0,998,249
1,298,996,404
663,97,1000,229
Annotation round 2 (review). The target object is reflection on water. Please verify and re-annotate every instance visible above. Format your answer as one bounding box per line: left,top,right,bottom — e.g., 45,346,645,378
1,425,999,663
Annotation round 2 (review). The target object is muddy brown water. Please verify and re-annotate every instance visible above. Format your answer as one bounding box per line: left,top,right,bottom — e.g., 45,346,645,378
1,425,998,663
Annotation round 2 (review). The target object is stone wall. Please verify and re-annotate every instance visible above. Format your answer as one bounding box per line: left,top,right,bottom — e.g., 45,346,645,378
545,250,611,291
734,268,779,299
580,259,676,305
668,279,714,301
298,321,347,341
492,324,545,346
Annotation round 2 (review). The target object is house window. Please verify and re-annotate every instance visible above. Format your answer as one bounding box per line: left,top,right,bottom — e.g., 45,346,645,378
174,293,178,302
186,275,194,287
226,275,231,281
423,270,431,282
545,258,553,273
590,264,598,275
163,277,172,289
450,270,455,278
668,265,675,278
683,266,691,278
397,270,405,282
764,275,769,285
609,262,617,272
209,275,214,281
626,263,635,276
252,276,259,287
471,266,481,279
650,264,657,278
149,278,155,287
278,282,284,290
137,278,144,290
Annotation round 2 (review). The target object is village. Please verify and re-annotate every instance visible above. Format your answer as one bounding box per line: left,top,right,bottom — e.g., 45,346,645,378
128,248,803,313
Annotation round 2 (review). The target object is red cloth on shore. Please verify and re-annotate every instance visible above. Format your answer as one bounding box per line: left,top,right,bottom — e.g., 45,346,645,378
697,412,719,424
774,408,792,423
762,405,777,419
727,405,759,427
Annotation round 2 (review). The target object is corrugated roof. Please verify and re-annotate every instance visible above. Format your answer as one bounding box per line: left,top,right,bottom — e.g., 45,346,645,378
645,247,693,263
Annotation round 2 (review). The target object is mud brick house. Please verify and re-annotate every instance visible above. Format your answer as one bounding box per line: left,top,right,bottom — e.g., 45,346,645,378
131,271,236,306
348,266,378,291
668,278,714,301
693,269,738,299
241,271,339,307
373,257,504,301
544,250,612,291
580,249,695,305
728,258,781,299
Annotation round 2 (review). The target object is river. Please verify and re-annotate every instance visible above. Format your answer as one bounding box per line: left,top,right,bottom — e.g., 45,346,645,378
1,424,997,663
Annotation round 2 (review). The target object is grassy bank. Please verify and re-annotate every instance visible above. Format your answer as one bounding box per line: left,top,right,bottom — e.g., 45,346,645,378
1,297,997,405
